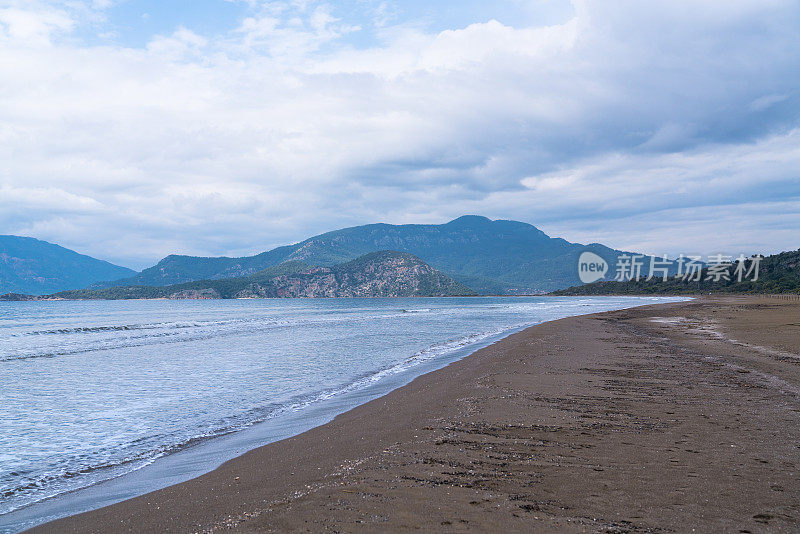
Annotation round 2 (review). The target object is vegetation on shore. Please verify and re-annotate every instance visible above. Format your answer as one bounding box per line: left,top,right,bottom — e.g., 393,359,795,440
552,250,800,295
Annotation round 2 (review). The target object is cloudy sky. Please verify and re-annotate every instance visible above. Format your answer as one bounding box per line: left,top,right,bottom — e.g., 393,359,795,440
1,0,798,269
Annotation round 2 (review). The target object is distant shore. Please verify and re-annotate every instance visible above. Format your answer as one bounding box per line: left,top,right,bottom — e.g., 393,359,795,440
31,296,800,532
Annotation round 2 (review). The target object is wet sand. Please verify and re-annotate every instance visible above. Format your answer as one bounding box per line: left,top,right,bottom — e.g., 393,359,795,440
32,296,800,532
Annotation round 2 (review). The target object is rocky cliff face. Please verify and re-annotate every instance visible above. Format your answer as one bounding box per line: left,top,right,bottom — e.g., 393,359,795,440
168,288,221,299
229,252,470,298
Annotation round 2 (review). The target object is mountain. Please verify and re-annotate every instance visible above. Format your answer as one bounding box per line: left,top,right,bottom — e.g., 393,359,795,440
0,235,137,295
552,250,800,295
16,251,474,300
97,216,661,294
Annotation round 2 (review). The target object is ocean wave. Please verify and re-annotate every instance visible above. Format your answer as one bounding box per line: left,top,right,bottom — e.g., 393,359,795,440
0,322,523,515
0,310,449,363
8,317,270,338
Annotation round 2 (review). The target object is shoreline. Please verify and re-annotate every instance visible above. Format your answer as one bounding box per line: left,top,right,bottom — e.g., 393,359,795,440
1,296,678,532
16,295,800,532
0,321,528,533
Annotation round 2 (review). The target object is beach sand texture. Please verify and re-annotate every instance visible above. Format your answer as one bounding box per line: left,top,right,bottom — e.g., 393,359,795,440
33,296,800,533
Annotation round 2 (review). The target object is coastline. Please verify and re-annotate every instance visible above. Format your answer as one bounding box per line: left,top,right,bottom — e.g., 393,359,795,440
1,296,674,532
21,295,800,532
0,317,534,533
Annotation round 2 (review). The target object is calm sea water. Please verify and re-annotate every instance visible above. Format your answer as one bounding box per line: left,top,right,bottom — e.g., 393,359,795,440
0,296,681,524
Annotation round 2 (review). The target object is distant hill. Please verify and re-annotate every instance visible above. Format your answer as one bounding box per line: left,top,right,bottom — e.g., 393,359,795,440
97,216,668,294
10,251,474,300
0,235,136,295
552,250,800,295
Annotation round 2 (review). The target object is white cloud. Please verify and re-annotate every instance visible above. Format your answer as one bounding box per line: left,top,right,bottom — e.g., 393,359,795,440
0,0,798,268
0,5,74,46
147,27,208,59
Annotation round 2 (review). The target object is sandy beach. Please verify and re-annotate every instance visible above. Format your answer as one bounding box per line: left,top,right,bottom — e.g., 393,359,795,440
31,296,800,532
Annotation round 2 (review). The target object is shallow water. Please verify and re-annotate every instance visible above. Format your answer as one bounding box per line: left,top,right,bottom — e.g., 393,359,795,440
0,296,683,527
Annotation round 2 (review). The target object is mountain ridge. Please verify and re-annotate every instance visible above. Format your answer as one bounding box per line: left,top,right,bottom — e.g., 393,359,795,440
96,216,650,294
0,235,136,295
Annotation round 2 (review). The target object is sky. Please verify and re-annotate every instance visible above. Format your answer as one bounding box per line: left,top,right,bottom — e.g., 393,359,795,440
1,0,799,270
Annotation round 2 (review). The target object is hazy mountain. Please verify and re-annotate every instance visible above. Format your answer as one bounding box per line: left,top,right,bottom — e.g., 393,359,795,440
98,216,655,294
13,251,473,300
0,235,136,295
552,250,799,295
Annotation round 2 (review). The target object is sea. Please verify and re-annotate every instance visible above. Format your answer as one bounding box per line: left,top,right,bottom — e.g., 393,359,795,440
0,296,685,532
